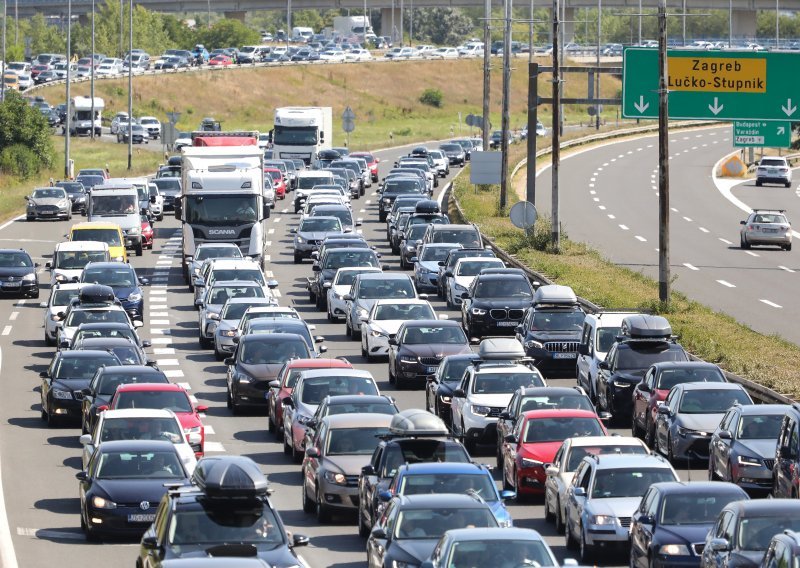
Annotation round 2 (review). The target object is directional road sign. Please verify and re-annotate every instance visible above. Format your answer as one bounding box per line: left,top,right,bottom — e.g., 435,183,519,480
732,120,792,148
342,106,355,134
622,48,800,121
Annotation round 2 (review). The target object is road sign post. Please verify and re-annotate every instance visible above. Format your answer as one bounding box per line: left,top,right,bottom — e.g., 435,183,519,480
342,106,356,147
733,120,791,148
623,48,800,121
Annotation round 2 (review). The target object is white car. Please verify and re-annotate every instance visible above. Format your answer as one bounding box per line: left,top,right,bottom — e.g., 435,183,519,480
345,49,373,61
755,156,793,187
427,150,449,177
395,47,419,59
415,45,436,57
110,112,130,134
429,47,460,59
458,43,485,57
360,299,438,362
79,408,198,473
543,435,649,533
16,72,32,89
173,131,192,150
326,266,382,322
41,283,84,346
320,49,346,62
139,116,161,139
148,183,164,220
444,257,506,309
56,304,140,350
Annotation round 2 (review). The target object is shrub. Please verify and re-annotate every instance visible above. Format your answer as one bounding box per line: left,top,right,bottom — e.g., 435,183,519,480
419,88,443,108
0,144,42,179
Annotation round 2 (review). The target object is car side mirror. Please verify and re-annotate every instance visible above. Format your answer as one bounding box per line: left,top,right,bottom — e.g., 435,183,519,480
453,388,465,398
224,357,235,366
637,513,655,526
371,526,387,539
312,265,321,272
378,490,393,502
196,405,208,413
657,405,671,415
498,411,511,420
740,220,746,225
444,270,453,278
59,340,70,349
504,434,517,444
290,228,297,233
305,447,320,458
545,465,559,476
499,489,516,500
387,338,398,346
208,313,219,321
282,396,294,407
39,371,49,379
141,535,159,550
409,257,418,263
194,299,204,307
637,382,651,393
141,340,151,348
598,361,609,370
79,434,92,446
362,464,376,476
709,538,730,552
343,293,353,301
578,343,589,356
717,430,732,440
268,380,280,389
573,487,586,497
598,411,613,422
45,261,52,269
75,471,88,481
292,534,309,547
461,292,470,300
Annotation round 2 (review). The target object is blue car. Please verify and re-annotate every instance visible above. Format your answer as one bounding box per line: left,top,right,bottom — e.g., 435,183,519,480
380,462,515,528
80,262,148,323
629,481,748,568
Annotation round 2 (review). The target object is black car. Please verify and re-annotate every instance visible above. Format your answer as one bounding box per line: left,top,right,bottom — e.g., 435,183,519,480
0,248,39,298
78,439,190,540
40,349,122,426
461,271,535,339
80,365,170,435
378,179,426,222
772,402,800,499
388,320,473,390
425,353,480,425
439,143,466,166
451,138,475,160
67,321,150,351
308,247,381,310
139,456,309,566
76,174,106,191
55,181,87,212
629,481,749,568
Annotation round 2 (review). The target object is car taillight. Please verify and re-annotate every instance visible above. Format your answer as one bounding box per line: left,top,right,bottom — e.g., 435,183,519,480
781,168,788,172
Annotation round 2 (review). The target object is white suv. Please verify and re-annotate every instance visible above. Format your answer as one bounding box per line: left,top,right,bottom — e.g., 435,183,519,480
755,156,793,187
576,311,639,403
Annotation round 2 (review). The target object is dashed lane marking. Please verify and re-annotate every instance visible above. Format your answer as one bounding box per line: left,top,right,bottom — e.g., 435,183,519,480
745,251,760,257
150,319,170,326
619,224,629,231
682,216,693,222
608,214,616,219
9,312,17,321
177,382,192,391
1,327,10,336
635,236,647,242
204,442,226,453
149,312,168,318
671,208,679,213
719,238,733,245
760,299,783,308
150,338,172,345
17,527,84,541
598,205,606,210
779,265,796,273
716,280,736,288
164,370,184,378
683,263,699,271
699,227,710,233
154,348,175,355
155,359,180,366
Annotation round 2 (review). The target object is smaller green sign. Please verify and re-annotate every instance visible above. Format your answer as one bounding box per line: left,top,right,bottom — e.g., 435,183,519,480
732,120,791,148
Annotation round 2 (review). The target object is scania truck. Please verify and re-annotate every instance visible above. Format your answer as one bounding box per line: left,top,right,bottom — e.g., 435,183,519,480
176,131,267,280
271,107,332,165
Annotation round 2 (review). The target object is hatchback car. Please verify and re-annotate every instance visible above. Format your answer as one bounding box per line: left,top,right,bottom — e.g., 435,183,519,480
739,209,792,250
344,273,418,340
425,353,480,425
25,186,71,221
0,248,40,298
360,299,437,362
388,320,472,389
326,266,382,322
425,527,561,568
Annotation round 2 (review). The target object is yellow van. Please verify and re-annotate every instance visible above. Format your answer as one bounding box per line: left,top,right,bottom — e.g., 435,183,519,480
68,221,127,263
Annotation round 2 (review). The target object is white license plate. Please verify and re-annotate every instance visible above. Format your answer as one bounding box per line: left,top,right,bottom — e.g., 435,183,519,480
496,321,518,327
764,228,778,233
2,282,20,288
127,513,155,523
426,366,438,373
553,352,577,359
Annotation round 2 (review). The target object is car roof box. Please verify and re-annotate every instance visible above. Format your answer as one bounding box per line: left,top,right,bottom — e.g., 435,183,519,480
533,284,577,306
79,284,116,305
478,337,526,360
388,409,449,437
192,456,269,499
619,314,672,340
414,199,440,214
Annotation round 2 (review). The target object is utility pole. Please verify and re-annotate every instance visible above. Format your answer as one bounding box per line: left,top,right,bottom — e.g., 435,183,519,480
681,0,686,46
528,0,534,64
595,0,601,130
1,0,5,100
119,0,123,57
127,0,132,171
482,0,491,151
728,0,732,47
409,0,413,45
551,0,561,251
91,0,95,140
526,62,538,205
657,0,670,304
638,0,642,45
65,0,71,178
499,0,512,211
399,0,404,45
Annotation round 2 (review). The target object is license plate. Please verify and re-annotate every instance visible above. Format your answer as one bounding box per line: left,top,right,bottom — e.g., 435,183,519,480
768,168,778,175
127,513,155,523
553,352,577,359
2,282,21,288
496,321,518,327
426,366,438,373
764,228,778,233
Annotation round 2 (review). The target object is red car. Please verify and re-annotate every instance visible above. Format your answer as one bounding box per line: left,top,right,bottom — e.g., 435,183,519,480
141,215,154,249
31,64,49,78
264,168,286,200
499,408,607,497
106,383,208,458
208,54,233,67
349,151,380,182
266,357,353,437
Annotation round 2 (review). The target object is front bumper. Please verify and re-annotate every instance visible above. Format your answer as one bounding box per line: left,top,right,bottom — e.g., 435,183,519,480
583,519,632,546
651,553,703,568
467,314,523,337
214,332,237,354
670,430,712,460
515,466,547,494
233,380,269,407
464,422,498,445
85,504,156,536
0,280,38,296
120,299,144,323
396,360,442,382
50,397,82,420
365,334,390,357
318,480,360,510
328,294,348,319
525,347,579,375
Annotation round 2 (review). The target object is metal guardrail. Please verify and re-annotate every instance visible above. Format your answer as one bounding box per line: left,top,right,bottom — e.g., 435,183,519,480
445,124,794,405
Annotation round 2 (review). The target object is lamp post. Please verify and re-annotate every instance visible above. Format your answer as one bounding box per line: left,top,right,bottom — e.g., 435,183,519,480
728,0,732,47
127,0,132,170
65,0,71,179
90,0,95,139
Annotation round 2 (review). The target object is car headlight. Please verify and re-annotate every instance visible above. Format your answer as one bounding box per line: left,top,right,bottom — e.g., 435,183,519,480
26,202,34,209
60,200,69,207
589,514,616,525
454,283,467,291
220,329,237,337
323,471,347,485
471,405,490,416
497,518,514,528
54,273,68,283
356,307,369,318
738,455,762,467
471,307,486,316
92,496,117,509
235,371,254,383
677,426,693,438
371,329,387,338
613,380,632,388
383,198,391,204
392,562,419,568
399,356,418,364
524,340,543,349
405,245,415,252
51,389,72,400
296,236,305,244
438,395,451,403
127,227,140,235
183,426,202,435
22,273,36,282
659,544,690,556
127,292,142,302
521,458,544,468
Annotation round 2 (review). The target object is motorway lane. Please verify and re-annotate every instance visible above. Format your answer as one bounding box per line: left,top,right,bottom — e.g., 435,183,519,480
0,140,706,568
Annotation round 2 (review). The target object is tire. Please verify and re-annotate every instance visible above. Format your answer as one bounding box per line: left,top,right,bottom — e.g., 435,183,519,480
199,334,212,349
463,430,476,454
631,410,642,439
388,365,396,385
756,180,762,186
44,332,54,347
267,407,276,433
544,491,555,522
293,252,302,264
292,440,303,464
741,236,750,249
214,347,225,361
308,289,316,303
786,182,792,188
496,442,503,471
283,431,292,456
46,403,57,427
358,506,370,537
316,486,331,523
564,513,578,550
555,498,565,534
229,390,240,416
26,216,35,222
579,525,593,563
787,243,793,251
345,319,352,337
135,243,143,256
301,477,314,513
351,322,361,341
667,433,676,463
645,419,655,449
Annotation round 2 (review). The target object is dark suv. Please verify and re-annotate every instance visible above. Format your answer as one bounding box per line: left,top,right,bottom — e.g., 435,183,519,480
461,270,534,338
763,530,800,568
515,285,585,376
378,178,426,221
773,403,800,499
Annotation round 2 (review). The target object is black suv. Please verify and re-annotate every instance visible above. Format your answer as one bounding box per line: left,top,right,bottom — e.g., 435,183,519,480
596,315,688,424
378,178,425,221
461,269,534,338
0,248,39,298
515,285,585,376
773,403,800,498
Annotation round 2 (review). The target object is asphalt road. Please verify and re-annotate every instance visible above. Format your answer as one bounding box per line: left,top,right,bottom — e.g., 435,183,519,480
0,138,706,568
534,125,800,344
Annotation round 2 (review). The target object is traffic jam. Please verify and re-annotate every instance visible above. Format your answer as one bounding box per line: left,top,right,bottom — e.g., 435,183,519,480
9,112,800,568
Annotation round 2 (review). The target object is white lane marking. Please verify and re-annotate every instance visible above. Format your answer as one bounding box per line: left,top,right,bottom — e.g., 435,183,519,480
150,338,172,345
156,359,179,366
0,347,18,567
719,238,733,245
699,227,710,233
589,184,595,189
204,442,226,453
265,241,272,247
683,263,699,271
365,200,372,205
619,224,629,230
760,299,783,308
589,190,596,195
280,208,288,214
1,327,10,336
149,312,169,317
268,228,275,235
603,162,609,166
151,328,171,335
717,280,736,288
164,369,184,378
273,289,282,298
359,209,366,213
150,319,170,325
635,236,647,242
597,167,603,171
149,289,167,294
598,205,606,210
608,214,616,219
0,215,24,232
150,305,168,310
16,527,83,541
204,425,215,436
779,265,796,273
15,300,25,307
154,348,175,355
273,218,281,223
745,251,760,257
590,177,596,182
8,312,17,321
177,382,192,391
593,197,600,202
671,207,679,213
682,216,693,222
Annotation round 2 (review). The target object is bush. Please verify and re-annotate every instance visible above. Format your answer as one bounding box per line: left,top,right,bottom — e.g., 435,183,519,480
419,88,443,108
0,144,43,179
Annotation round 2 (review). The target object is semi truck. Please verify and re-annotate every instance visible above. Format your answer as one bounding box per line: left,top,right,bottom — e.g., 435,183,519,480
68,96,103,137
332,16,375,40
271,107,332,165
176,131,268,278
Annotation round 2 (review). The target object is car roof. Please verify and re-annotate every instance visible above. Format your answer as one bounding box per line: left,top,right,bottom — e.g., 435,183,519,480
724,499,800,516
649,481,748,495
396,493,492,509
95,439,176,452
299,368,374,379
518,386,586,397
324,394,390,405
321,413,394,428
398,462,488,475
57,349,119,359
78,337,139,347
401,319,462,328
677,382,745,392
443,527,546,542
96,365,162,374
569,435,644,448
285,358,352,369
356,272,411,281
591,453,673,470
734,403,790,415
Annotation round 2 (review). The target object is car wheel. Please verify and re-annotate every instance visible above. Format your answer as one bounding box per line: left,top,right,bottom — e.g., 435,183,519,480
199,334,212,349
135,243,143,256
44,332,54,347
361,341,368,359
555,498,565,534
496,441,503,470
564,513,577,550
292,440,303,464
301,476,314,513
631,410,642,439
579,524,592,563
351,323,361,341
46,403,57,427
315,293,326,311
741,236,750,249
316,486,331,523
228,390,240,416
308,289,316,303
358,506,370,537
293,252,302,264
667,433,676,463
388,365,396,385
755,180,762,186
708,456,719,480
267,407,275,433
345,319,352,337
544,490,555,522
283,431,292,456
463,431,476,455
214,346,225,361
787,243,793,251
645,417,655,448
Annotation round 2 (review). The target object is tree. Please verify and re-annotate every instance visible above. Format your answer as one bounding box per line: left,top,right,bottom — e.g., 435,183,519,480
0,91,55,178
196,18,260,49
22,13,65,55
410,8,474,46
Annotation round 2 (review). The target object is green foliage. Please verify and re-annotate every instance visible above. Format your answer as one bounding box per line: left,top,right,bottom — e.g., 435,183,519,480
419,88,443,108
409,8,475,45
196,19,260,49
0,92,55,177
0,144,42,179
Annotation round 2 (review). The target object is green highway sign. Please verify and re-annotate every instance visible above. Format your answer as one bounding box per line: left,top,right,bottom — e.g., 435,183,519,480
732,120,791,147
622,48,800,121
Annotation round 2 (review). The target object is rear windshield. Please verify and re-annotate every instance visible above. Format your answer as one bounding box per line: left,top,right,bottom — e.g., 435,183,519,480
208,285,264,304
531,310,585,331
472,372,545,394
565,444,647,470
456,260,504,276
375,303,434,321
114,390,192,413
301,217,342,232
196,246,243,262
53,354,120,380
96,371,168,396
300,376,378,404
656,367,725,390
430,229,481,248
358,279,415,299
617,346,687,369
99,416,182,443
760,158,787,167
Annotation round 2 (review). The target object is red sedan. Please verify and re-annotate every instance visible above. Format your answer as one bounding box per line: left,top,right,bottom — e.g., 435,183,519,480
266,357,354,437
208,54,233,67
107,383,208,458
500,408,607,497
264,168,287,199
31,64,49,78
349,151,380,182
141,215,153,249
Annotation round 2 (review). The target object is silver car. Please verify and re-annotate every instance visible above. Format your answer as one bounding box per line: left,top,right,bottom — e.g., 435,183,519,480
292,216,344,263
196,280,268,348
343,272,418,340
185,243,243,289
212,296,277,360
25,187,72,221
739,209,792,251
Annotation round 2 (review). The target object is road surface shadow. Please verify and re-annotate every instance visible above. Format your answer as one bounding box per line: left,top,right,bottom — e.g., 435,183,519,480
34,497,80,515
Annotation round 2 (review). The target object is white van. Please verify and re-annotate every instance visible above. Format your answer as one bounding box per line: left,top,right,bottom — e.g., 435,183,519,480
47,241,110,285
291,26,314,42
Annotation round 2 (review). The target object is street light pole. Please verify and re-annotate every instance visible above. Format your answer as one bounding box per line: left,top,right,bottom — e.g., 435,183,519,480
90,0,95,140
657,0,670,304
528,0,533,64
596,0,600,130
776,0,779,48
728,0,732,47
363,0,367,46
65,0,71,179
551,0,561,251
481,0,491,152
127,0,132,170
119,0,123,57
638,0,642,45
499,0,512,211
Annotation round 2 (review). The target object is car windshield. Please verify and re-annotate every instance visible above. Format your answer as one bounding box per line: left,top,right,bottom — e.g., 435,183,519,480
99,417,183,443
65,309,129,327
196,246,242,261
431,229,482,248
114,390,192,413
660,493,738,525
325,427,390,455
441,358,477,385
74,328,136,344
566,444,648,470
519,394,594,413
751,213,787,224
656,367,726,390
530,311,585,331
399,473,497,501
524,417,603,442
208,285,264,305
220,301,266,320
32,188,66,199
327,401,396,416
209,269,265,286
324,250,379,269
591,468,676,499
473,372,544,394
72,228,122,246
403,326,466,345
53,355,119,380
82,267,135,287
358,279,415,300
475,278,532,299
382,441,470,477
0,252,32,267
168,505,284,547
315,209,352,226
301,218,342,232
374,303,434,321
406,225,429,241
440,144,461,152
335,269,373,287
52,288,81,306
737,414,783,439
273,125,317,146
95,450,183,479
421,247,454,262
108,345,141,365
447,540,556,568
597,326,622,353
738,517,800,551
92,195,138,215
76,175,105,189
617,346,685,369
678,389,751,414
394,508,497,540
56,250,107,269
300,377,378,404
240,338,309,364
185,195,259,225
240,311,299,327
95,371,166,396
457,260,503,276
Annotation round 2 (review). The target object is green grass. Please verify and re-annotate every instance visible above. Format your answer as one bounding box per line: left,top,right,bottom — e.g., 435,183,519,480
451,158,800,400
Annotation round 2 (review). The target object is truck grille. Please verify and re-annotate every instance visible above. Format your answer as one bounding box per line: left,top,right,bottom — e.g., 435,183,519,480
544,341,579,353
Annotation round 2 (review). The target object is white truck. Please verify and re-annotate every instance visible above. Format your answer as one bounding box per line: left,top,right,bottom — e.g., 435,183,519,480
333,16,375,41
177,133,268,278
68,96,103,137
87,183,145,256
291,26,314,42
271,107,332,166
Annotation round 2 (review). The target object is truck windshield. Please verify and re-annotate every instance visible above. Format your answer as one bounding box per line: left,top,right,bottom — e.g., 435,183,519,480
185,195,259,225
274,125,317,146
92,195,137,215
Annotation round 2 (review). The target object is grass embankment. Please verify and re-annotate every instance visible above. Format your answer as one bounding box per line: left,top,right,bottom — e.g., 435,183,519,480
37,57,626,151
451,146,800,399
0,137,161,223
